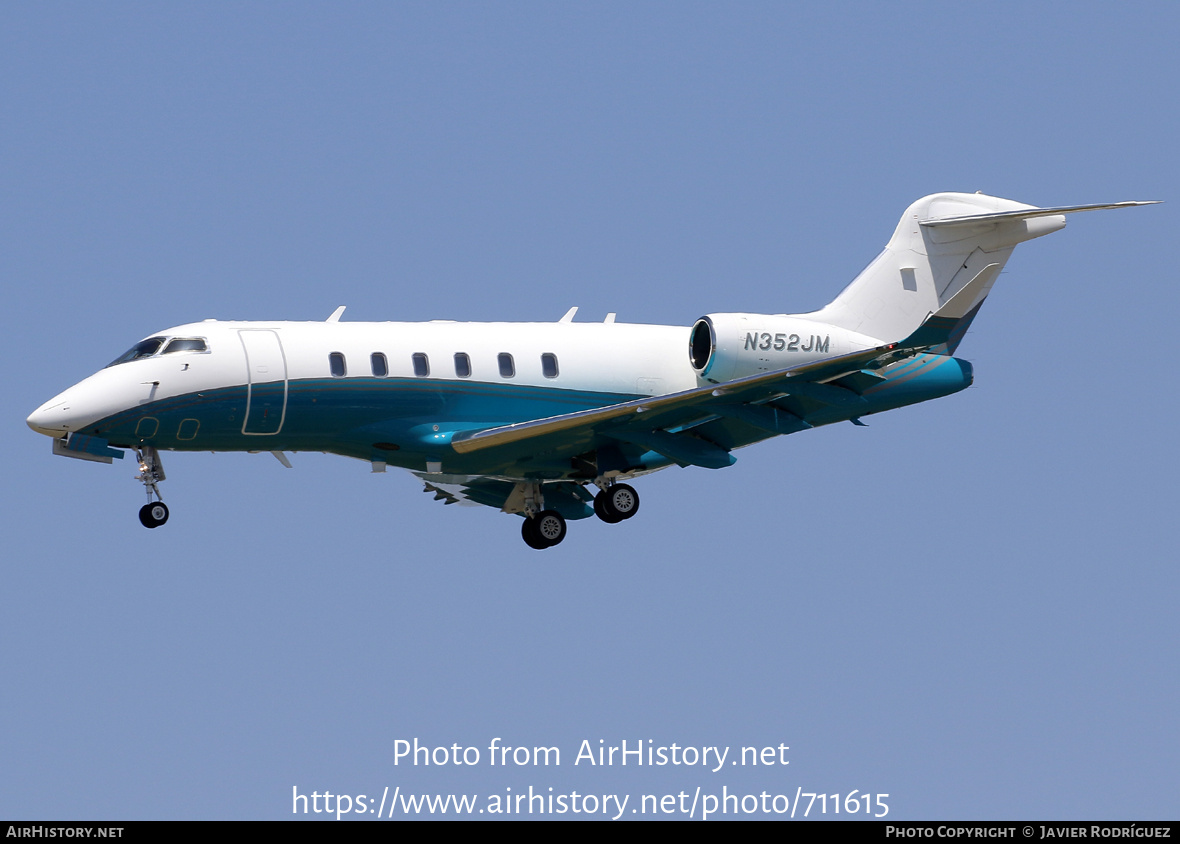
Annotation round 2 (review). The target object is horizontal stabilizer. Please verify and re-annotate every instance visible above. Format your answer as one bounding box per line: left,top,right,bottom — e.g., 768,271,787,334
920,201,1159,228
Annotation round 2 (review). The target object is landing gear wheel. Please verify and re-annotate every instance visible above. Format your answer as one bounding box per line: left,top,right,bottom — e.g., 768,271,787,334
594,491,624,524
522,516,548,549
534,510,566,546
597,483,639,522
139,501,169,529
608,484,639,519
522,510,566,549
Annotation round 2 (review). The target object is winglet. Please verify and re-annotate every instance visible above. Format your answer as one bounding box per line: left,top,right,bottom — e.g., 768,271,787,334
326,306,346,322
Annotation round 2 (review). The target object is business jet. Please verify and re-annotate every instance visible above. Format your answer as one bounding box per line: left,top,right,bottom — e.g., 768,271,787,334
27,192,1156,548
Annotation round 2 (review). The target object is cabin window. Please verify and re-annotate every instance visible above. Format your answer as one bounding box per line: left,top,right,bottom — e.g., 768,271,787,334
412,353,430,377
371,353,388,377
454,352,471,378
106,337,165,367
329,352,347,377
498,353,515,378
162,338,208,354
541,353,559,378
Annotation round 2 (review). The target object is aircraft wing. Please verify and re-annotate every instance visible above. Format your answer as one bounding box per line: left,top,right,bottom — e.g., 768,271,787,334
449,340,912,472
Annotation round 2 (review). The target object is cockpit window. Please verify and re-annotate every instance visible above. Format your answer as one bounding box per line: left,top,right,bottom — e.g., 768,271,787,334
162,338,207,354
106,337,166,367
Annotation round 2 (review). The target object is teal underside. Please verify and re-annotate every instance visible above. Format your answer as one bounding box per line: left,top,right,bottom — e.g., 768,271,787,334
80,354,973,491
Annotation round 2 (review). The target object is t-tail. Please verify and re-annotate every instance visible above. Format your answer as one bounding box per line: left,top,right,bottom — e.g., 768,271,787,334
805,193,1159,353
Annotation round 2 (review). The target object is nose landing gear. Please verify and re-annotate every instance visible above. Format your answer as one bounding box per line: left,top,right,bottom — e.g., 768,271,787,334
134,445,169,529
139,501,169,529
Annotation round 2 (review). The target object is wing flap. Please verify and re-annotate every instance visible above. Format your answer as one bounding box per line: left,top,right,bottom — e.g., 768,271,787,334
607,429,736,469
449,342,900,456
711,403,812,435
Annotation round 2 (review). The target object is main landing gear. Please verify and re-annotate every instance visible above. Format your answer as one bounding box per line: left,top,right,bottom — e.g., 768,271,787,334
515,480,569,550
134,445,169,529
516,481,641,549
594,483,640,524
522,510,567,550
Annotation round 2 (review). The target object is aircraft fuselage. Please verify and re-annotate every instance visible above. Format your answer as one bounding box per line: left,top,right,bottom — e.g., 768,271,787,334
30,316,964,481
29,193,1153,546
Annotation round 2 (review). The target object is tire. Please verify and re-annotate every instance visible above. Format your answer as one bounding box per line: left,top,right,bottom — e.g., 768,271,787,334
594,490,624,524
606,484,639,520
533,510,566,546
139,501,169,529
521,516,549,549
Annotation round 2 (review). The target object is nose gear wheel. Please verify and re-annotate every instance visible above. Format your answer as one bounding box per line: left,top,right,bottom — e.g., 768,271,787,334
139,501,169,528
133,445,169,529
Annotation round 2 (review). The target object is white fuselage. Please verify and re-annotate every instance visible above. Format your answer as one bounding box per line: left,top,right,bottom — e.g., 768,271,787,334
28,316,878,442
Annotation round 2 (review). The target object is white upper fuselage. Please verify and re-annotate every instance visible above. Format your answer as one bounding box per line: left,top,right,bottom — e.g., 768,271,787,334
27,315,878,441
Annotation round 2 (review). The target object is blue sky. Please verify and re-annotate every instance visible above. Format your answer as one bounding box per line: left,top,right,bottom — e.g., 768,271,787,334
2,3,1176,820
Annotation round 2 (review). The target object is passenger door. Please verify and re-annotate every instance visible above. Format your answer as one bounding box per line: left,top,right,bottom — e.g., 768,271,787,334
239,329,288,435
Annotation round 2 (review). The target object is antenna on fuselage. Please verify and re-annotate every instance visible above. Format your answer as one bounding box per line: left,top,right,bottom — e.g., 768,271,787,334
558,307,578,323
326,305,346,322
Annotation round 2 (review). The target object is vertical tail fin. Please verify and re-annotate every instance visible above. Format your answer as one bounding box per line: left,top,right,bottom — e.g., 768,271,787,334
806,193,1156,348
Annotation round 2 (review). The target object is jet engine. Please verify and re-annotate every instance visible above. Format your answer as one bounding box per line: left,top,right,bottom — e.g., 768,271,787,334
689,313,854,383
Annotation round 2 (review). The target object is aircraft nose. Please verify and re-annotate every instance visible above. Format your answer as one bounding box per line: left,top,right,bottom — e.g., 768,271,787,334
27,397,71,437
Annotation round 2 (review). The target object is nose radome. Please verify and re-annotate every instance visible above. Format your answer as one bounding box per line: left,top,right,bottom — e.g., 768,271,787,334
27,398,69,437
29,367,150,440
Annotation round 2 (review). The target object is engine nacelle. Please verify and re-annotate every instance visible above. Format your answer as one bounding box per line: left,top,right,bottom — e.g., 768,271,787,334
689,313,876,383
